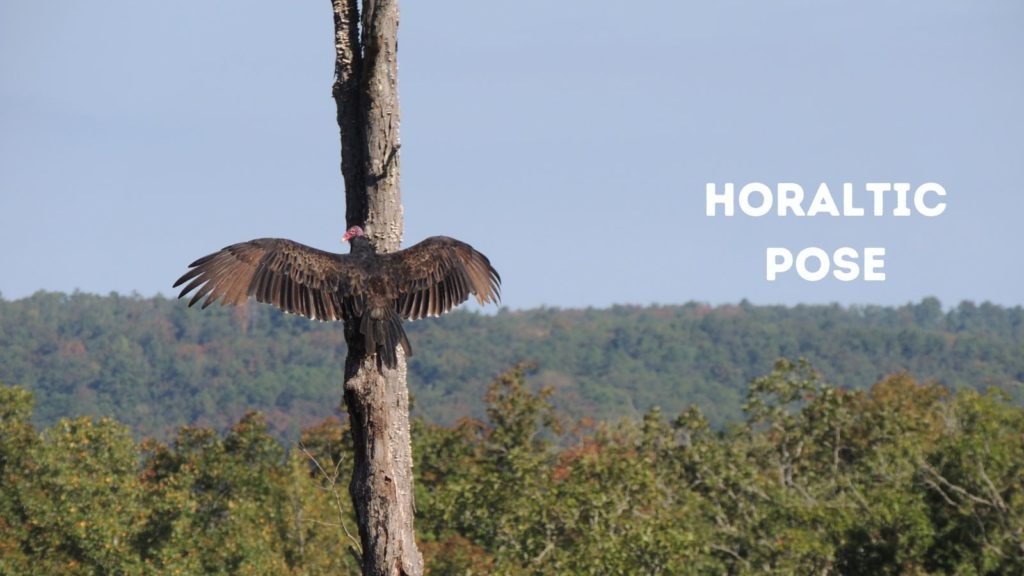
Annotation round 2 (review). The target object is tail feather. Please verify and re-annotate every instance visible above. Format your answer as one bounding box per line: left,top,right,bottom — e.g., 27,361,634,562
359,308,412,369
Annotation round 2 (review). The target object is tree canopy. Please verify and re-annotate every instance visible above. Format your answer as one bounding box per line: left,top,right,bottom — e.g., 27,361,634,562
1,293,1021,440
2,361,1022,574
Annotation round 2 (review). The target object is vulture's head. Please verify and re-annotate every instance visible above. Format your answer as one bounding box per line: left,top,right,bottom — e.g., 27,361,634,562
341,226,365,243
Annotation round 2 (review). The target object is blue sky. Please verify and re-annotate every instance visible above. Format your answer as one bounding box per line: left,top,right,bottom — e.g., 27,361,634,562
1,1,1021,309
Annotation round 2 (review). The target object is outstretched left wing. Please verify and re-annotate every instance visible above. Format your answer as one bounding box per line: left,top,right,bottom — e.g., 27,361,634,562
173,238,352,321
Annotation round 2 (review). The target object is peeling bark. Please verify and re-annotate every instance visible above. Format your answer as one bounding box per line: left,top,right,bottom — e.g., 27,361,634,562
343,352,420,576
330,0,422,574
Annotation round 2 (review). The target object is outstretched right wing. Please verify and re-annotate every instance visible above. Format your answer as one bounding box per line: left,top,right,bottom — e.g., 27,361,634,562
386,236,501,321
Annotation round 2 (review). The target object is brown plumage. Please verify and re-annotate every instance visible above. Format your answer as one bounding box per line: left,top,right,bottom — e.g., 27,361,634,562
173,226,500,368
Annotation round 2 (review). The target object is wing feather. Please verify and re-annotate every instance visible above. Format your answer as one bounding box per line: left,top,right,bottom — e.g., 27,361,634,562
173,238,351,321
387,236,501,321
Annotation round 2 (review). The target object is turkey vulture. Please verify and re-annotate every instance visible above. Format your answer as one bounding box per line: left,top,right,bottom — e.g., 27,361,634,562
173,226,500,368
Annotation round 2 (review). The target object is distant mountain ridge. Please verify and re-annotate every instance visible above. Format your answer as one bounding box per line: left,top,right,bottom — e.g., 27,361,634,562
1,292,1021,440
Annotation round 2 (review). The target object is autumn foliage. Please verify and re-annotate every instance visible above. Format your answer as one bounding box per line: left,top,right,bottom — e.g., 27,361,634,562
2,360,1023,574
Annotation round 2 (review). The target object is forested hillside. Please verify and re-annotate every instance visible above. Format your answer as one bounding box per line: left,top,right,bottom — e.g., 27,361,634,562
0,292,1021,440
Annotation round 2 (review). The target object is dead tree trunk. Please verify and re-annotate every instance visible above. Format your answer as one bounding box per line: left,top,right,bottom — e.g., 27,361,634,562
330,0,423,575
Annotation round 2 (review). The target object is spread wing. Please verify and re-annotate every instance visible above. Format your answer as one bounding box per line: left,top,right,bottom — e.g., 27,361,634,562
387,236,501,320
172,238,352,321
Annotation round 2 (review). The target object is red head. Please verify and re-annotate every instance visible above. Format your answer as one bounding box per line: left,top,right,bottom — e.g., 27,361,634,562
341,226,364,242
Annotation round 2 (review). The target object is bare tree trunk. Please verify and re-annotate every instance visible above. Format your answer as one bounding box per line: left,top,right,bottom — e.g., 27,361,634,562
330,0,422,575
